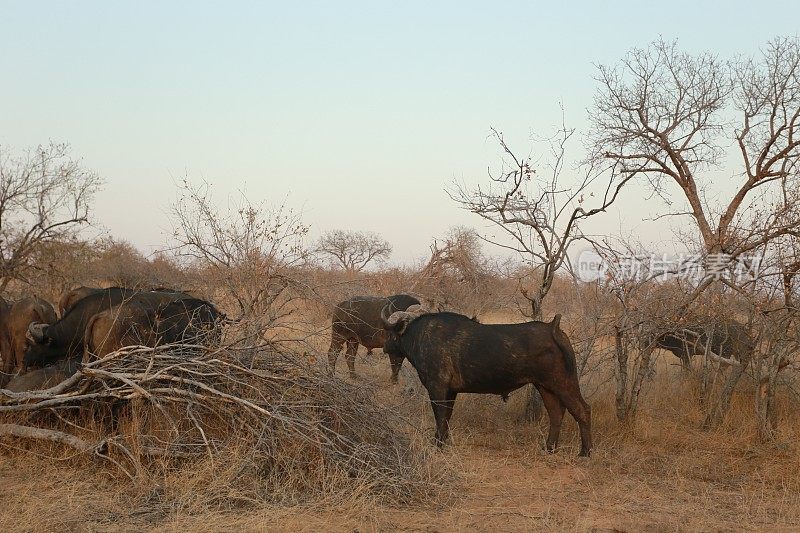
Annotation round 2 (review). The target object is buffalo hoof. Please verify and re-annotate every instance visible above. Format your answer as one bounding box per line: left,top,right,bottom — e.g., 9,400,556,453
578,448,591,457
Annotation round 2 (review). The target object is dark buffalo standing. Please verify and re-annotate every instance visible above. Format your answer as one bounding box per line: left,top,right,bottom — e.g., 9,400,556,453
84,297,222,361
328,294,420,381
652,321,754,367
381,307,592,456
24,288,192,368
0,297,58,384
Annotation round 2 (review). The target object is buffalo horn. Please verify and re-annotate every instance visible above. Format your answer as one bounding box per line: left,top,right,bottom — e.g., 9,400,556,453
380,303,393,328
385,304,429,332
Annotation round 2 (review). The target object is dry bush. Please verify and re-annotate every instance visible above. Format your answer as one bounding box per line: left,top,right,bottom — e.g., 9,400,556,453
0,340,452,509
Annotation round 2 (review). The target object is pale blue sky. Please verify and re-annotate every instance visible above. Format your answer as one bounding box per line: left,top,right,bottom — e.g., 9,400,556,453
1,1,798,263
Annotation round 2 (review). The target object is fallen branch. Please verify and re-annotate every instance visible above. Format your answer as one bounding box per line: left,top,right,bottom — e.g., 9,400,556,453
0,423,95,453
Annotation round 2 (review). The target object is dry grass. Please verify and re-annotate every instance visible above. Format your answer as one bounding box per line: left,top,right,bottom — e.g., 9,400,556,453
3,311,800,532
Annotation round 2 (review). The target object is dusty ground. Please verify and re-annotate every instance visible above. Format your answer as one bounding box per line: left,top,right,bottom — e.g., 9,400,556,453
3,312,800,532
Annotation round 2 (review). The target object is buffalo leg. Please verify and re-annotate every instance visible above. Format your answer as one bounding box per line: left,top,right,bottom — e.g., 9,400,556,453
345,340,358,377
327,335,345,374
536,385,566,453
388,354,404,384
557,388,592,457
429,389,457,446
1,346,16,385
13,337,27,374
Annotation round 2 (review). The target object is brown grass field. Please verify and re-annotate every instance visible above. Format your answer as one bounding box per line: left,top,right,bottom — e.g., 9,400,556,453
2,310,800,532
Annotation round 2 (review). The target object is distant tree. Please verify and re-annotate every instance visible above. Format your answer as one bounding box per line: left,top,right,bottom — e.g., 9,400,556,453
316,230,392,272
0,142,101,291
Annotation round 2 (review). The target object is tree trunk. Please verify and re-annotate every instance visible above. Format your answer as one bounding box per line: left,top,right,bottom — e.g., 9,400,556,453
702,361,746,430
614,325,628,421
699,329,720,407
756,351,781,441
625,344,654,421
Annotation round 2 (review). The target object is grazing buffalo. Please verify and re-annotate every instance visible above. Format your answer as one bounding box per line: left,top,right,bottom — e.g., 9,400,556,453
328,294,420,381
0,297,58,384
3,358,80,392
57,286,185,317
652,321,755,367
381,306,592,456
83,296,222,361
24,288,192,368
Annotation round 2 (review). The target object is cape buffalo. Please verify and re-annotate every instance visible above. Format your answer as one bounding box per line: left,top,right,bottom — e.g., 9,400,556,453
83,297,222,361
24,288,193,368
0,297,58,384
381,306,592,456
328,294,420,381
57,286,184,317
652,321,754,367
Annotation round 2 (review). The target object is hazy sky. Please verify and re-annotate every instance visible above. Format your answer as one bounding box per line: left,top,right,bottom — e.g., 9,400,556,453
2,1,798,264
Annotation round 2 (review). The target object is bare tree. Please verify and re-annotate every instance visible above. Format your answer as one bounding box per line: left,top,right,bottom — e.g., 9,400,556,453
453,123,632,321
316,230,392,273
0,142,101,291
169,180,308,339
591,38,799,261
589,37,800,429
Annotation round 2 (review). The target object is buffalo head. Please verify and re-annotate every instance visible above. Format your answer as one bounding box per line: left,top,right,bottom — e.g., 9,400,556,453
23,322,58,368
379,303,429,383
380,304,428,355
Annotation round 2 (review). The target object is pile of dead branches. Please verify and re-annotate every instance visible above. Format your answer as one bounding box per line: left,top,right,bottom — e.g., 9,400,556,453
0,343,445,503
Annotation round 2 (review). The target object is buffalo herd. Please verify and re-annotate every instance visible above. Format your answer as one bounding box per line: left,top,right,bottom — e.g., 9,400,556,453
1,287,756,456
0,286,221,391
328,294,758,456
